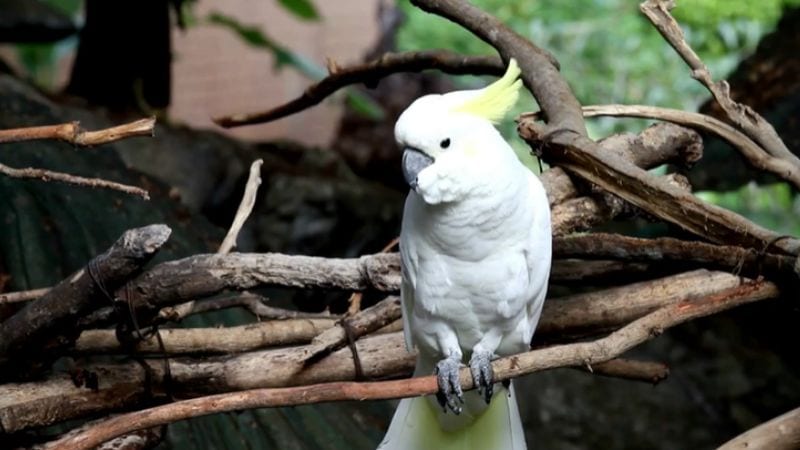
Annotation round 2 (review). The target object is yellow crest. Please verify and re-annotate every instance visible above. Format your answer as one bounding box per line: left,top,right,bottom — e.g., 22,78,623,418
453,58,522,123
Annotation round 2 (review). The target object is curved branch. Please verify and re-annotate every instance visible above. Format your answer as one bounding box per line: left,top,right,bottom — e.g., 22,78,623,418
45,279,779,450
579,104,800,189
410,0,586,136
213,50,504,127
640,0,799,168
717,406,800,450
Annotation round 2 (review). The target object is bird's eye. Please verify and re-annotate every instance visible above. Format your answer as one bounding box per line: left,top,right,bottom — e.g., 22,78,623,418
440,138,451,149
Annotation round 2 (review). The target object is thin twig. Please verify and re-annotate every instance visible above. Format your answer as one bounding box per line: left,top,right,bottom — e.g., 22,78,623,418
44,279,779,450
347,237,399,315
218,159,263,253
161,160,264,321
214,50,503,127
640,0,799,167
0,117,155,146
0,162,150,200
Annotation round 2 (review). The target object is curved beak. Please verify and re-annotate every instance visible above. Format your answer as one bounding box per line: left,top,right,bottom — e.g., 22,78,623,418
402,147,434,191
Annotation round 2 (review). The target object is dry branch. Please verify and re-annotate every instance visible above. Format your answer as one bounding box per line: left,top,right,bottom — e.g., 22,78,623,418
214,50,504,127
124,252,401,322
0,269,754,432
74,318,337,355
0,163,150,199
44,278,779,450
0,287,50,305
578,104,800,189
0,117,155,146
218,159,263,254
578,358,669,384
410,0,587,136
518,123,800,256
553,233,796,283
640,0,799,167
0,225,171,371
717,406,800,450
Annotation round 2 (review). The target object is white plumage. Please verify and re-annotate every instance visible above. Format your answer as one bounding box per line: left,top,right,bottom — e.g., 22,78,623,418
379,59,551,450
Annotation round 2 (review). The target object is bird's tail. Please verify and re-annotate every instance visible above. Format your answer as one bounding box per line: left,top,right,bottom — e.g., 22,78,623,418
377,381,526,450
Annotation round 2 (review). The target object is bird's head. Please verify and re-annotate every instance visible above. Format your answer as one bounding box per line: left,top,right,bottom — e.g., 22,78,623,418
395,58,523,204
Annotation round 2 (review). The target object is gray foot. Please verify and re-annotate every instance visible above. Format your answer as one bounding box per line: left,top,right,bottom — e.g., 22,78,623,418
435,356,464,414
470,350,494,404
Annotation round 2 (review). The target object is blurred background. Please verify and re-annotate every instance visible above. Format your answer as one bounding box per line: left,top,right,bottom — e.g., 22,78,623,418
0,0,799,448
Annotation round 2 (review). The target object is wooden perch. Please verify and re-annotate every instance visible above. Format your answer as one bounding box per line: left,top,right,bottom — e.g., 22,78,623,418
42,278,779,450
0,269,761,432
214,50,504,127
0,225,171,372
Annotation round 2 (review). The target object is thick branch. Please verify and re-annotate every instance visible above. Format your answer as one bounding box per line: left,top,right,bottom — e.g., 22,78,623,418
539,121,702,207
578,358,669,385
0,269,755,432
0,225,171,370
518,124,800,256
0,117,155,146
214,50,504,127
411,0,586,135
717,406,800,450
44,279,778,450
579,104,800,189
124,253,401,321
554,233,796,283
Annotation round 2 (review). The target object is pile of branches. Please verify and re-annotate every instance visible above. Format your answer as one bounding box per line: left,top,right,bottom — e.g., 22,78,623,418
0,0,798,449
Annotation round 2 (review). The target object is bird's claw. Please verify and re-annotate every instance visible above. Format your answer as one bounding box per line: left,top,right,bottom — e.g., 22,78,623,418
435,357,464,414
470,350,494,404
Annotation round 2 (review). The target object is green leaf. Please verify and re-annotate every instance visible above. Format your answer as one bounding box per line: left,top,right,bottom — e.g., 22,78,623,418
277,0,320,21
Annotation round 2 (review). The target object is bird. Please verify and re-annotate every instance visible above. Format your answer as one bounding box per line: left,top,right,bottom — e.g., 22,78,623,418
377,58,552,450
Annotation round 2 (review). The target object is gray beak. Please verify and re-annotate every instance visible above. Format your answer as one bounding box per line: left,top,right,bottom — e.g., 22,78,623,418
402,148,434,191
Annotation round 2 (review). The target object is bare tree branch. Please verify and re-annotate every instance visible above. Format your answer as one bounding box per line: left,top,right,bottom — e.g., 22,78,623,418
74,318,337,355
410,0,587,135
0,162,150,200
218,159,263,254
0,117,155,146
640,0,799,167
0,225,172,373
0,287,50,305
574,104,800,189
578,358,669,385
43,278,778,450
0,269,757,432
214,50,504,128
717,406,800,450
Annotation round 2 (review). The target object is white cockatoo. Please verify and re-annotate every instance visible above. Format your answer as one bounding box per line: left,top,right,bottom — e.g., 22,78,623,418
377,59,552,450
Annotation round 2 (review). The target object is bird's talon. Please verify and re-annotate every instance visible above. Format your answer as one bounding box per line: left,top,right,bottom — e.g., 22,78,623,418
435,356,464,414
470,350,495,405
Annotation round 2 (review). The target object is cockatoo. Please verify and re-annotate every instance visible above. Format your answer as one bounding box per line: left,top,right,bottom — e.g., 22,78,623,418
377,59,552,450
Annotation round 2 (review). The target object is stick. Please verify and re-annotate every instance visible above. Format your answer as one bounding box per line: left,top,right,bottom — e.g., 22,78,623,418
214,50,503,127
0,117,155,146
44,279,779,450
0,162,150,200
